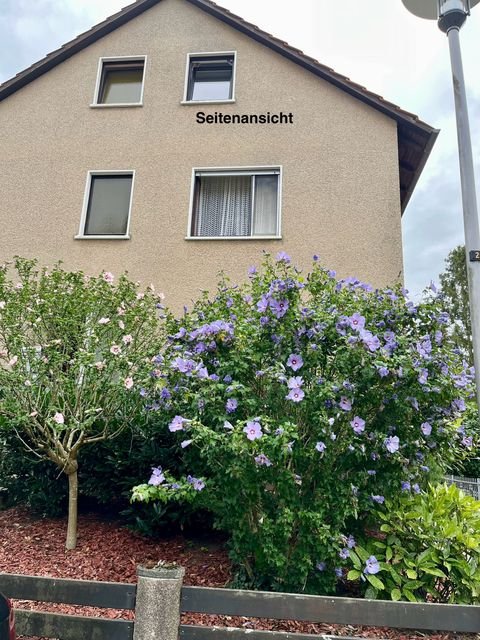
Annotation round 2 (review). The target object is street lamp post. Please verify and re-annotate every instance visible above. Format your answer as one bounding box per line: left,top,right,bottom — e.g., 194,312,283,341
402,0,480,414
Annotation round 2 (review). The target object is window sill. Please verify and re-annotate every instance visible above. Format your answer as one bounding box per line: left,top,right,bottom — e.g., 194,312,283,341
89,103,143,108
180,99,235,105
185,235,282,241
74,235,131,240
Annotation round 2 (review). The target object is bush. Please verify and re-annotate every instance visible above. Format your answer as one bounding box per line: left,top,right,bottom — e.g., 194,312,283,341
449,402,480,478
0,258,164,548
346,484,480,603
132,254,474,593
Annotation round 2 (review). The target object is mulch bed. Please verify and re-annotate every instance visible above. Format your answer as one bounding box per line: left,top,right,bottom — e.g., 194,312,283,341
0,507,476,640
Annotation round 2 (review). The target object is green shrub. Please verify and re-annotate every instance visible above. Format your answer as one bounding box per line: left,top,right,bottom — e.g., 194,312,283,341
346,484,480,603
132,255,474,593
449,402,480,478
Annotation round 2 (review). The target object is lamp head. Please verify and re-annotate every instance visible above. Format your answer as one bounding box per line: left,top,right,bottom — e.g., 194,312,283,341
402,0,479,19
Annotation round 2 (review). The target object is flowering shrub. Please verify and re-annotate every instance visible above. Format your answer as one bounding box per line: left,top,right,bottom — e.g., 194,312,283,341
0,258,163,548
346,484,480,603
132,254,473,592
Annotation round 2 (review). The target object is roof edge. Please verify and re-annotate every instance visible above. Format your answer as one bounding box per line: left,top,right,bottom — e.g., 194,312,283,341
400,126,440,214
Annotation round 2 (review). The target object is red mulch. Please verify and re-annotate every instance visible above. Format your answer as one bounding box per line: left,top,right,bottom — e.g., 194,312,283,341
0,507,476,640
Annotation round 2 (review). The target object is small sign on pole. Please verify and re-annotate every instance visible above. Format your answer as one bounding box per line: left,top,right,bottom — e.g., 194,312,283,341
469,250,480,262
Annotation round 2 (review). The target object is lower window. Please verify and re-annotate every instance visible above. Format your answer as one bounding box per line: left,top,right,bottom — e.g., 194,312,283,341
190,168,280,238
80,172,134,237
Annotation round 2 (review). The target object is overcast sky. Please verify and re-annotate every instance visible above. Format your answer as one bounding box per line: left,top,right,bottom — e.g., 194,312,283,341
1,0,479,296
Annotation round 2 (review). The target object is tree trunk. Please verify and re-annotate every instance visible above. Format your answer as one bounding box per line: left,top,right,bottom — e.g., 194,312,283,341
66,466,79,550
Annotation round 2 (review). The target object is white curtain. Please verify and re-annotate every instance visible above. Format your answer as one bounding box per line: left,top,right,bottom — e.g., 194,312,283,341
253,175,278,236
194,175,252,237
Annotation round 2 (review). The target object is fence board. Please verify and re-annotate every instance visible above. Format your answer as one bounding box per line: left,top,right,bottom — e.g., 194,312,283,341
181,586,480,633
0,573,136,609
180,625,377,640
15,609,134,640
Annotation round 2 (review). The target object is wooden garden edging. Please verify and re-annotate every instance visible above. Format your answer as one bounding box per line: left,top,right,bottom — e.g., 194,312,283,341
1,570,480,640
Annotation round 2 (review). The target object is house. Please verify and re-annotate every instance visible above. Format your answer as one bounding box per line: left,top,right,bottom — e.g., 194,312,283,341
0,0,437,306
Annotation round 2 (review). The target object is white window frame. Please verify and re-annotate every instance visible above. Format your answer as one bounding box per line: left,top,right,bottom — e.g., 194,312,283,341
186,165,283,240
181,51,237,105
75,170,135,240
91,56,147,108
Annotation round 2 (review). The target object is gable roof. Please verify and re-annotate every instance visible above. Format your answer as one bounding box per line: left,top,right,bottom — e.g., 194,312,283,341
0,0,438,213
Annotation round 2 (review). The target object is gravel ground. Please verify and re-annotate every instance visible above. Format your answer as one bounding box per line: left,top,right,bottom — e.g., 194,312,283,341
0,507,477,640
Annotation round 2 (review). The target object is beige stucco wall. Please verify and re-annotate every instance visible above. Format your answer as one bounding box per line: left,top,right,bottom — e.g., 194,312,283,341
0,0,403,309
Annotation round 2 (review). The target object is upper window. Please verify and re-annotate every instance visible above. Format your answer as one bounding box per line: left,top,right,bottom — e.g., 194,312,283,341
93,57,146,106
184,53,236,103
189,168,281,239
77,172,134,239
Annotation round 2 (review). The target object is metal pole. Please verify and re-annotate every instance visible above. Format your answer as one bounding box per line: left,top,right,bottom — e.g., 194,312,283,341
446,25,480,414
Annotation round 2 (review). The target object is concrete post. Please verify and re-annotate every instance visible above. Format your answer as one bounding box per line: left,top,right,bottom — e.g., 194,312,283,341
133,564,185,640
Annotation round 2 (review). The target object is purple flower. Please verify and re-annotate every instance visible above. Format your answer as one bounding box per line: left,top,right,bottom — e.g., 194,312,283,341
248,266,257,276
453,398,466,412
384,331,396,343
350,416,365,434
334,567,343,578
416,338,432,358
364,556,381,575
371,495,385,504
223,421,234,430
378,367,389,378
316,562,327,572
313,254,319,262
187,475,205,491
148,467,165,486
181,439,193,448
226,398,238,414
287,376,303,389
287,353,303,371
171,357,196,375
360,330,381,352
348,313,366,331
169,415,188,432
418,369,429,385
339,548,350,560
276,251,291,263
346,535,356,549
244,421,263,441
412,483,421,494
462,436,473,448
254,453,272,467
270,299,289,318
256,296,269,313
385,435,400,453
401,481,411,492
315,441,326,453
421,422,432,436
339,396,352,411
286,388,305,402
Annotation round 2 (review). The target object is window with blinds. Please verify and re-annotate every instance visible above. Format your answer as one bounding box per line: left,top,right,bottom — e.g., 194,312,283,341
190,169,280,238
185,53,235,102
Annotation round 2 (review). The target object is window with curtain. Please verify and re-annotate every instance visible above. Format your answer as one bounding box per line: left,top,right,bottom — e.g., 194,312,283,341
83,174,133,236
190,169,280,238
96,59,145,104
186,54,235,102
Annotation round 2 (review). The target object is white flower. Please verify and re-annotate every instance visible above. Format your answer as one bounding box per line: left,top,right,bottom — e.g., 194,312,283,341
122,334,133,345
158,292,166,301
118,320,125,330
95,361,106,371
117,306,126,316
103,272,114,284
110,345,121,355
9,356,18,366
53,412,64,424
24,380,32,387
0,301,5,309
136,292,145,300
98,317,110,325
124,376,134,390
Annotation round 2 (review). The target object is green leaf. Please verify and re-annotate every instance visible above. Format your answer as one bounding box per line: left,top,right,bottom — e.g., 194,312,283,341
423,567,447,578
366,574,385,591
402,589,418,603
386,546,393,562
391,588,402,601
406,569,417,580
347,570,361,581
